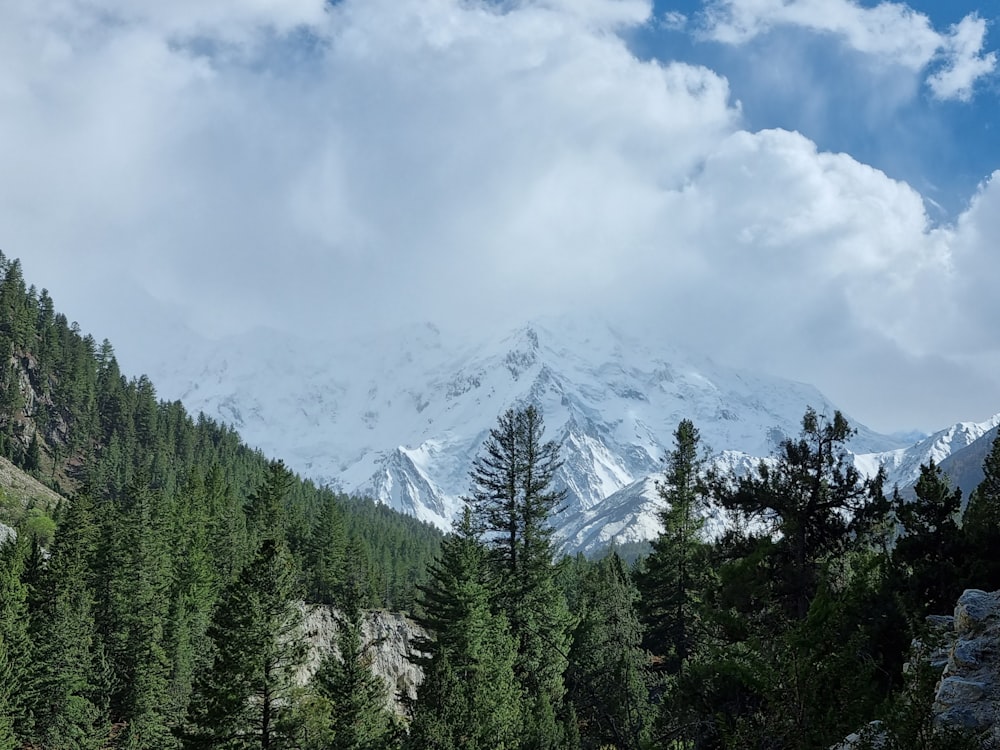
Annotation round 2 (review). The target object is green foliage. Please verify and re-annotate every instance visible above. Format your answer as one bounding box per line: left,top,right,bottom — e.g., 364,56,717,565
340,494,442,611
467,405,566,581
409,508,523,750
0,635,17,750
303,610,398,750
463,406,577,749
637,419,714,669
714,408,882,621
673,411,909,750
871,658,980,750
962,430,1000,590
566,552,651,750
30,493,104,750
186,538,305,749
892,461,965,619
0,536,34,739
246,459,294,546
20,506,56,546
303,496,348,605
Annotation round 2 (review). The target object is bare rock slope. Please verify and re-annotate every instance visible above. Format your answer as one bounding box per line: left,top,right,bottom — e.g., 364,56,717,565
298,604,425,716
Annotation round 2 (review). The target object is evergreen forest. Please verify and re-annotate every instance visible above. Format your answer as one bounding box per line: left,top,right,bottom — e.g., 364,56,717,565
0,252,998,749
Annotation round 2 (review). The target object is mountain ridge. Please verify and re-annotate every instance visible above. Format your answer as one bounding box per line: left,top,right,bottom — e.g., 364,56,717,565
151,315,986,552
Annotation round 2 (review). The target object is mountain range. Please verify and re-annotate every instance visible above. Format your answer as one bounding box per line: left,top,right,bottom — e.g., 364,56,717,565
152,316,998,553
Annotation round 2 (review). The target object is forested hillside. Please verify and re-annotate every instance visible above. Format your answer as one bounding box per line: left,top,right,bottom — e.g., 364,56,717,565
0,253,441,748
2,251,1000,749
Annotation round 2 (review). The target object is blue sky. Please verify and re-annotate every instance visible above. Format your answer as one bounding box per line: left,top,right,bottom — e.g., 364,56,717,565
629,0,1000,216
1,0,999,432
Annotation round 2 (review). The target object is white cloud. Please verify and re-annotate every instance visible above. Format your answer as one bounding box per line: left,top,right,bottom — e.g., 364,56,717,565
928,14,999,101
701,0,997,101
660,11,688,31
0,0,998,430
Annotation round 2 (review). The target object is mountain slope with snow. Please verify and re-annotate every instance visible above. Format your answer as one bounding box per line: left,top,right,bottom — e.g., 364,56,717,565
152,316,984,552
856,414,1000,492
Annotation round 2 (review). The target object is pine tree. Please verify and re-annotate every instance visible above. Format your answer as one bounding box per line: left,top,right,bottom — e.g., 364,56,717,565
409,508,522,750
185,538,305,749
637,419,713,668
715,408,878,620
0,634,18,750
117,485,176,749
304,496,347,605
246,460,294,547
30,494,104,750
0,535,34,740
306,607,396,750
893,460,965,618
24,431,40,472
962,430,1000,589
187,454,303,749
468,406,565,581
165,471,218,725
566,552,650,750
466,406,575,749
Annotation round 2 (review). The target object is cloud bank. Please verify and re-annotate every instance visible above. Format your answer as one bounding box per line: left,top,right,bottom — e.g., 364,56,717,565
0,0,998,431
700,0,997,101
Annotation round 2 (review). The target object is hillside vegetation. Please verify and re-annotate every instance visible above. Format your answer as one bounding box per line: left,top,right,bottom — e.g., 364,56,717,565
2,252,1000,750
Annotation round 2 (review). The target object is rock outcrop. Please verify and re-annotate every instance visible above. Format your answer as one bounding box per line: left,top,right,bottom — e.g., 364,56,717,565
830,721,886,750
833,589,1000,750
298,604,425,716
932,589,1000,744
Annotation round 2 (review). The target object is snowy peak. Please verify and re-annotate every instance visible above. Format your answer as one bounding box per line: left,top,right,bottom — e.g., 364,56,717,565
151,315,913,552
856,413,1000,490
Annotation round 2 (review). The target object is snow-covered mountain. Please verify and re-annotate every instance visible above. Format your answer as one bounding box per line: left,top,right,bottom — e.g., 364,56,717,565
855,414,1000,492
150,316,992,553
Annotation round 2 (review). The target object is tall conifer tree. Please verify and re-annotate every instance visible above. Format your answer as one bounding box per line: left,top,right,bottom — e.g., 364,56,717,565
637,419,713,667
0,536,34,740
715,408,877,620
963,431,1000,589
567,552,650,750
185,538,304,749
30,494,104,750
409,508,522,750
185,467,304,749
893,460,965,618
466,406,575,749
306,608,396,750
0,635,16,750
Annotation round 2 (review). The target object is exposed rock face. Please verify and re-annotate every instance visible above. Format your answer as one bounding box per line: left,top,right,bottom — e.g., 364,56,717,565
933,589,1000,744
834,590,1000,750
830,721,886,750
298,604,425,716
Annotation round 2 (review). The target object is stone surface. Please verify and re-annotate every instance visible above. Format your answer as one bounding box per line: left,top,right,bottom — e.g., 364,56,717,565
932,589,1000,740
838,590,1000,749
955,590,998,636
830,721,886,749
298,604,425,716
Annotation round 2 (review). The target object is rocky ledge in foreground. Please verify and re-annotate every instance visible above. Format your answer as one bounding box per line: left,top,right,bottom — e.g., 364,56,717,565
835,588,1000,750
933,589,1000,744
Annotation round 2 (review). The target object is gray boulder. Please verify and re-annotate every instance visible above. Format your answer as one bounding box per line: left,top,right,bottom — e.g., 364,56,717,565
932,589,1000,746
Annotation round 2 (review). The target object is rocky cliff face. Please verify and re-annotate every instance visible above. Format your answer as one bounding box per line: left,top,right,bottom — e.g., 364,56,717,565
834,589,1000,750
932,589,1000,744
298,604,425,716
